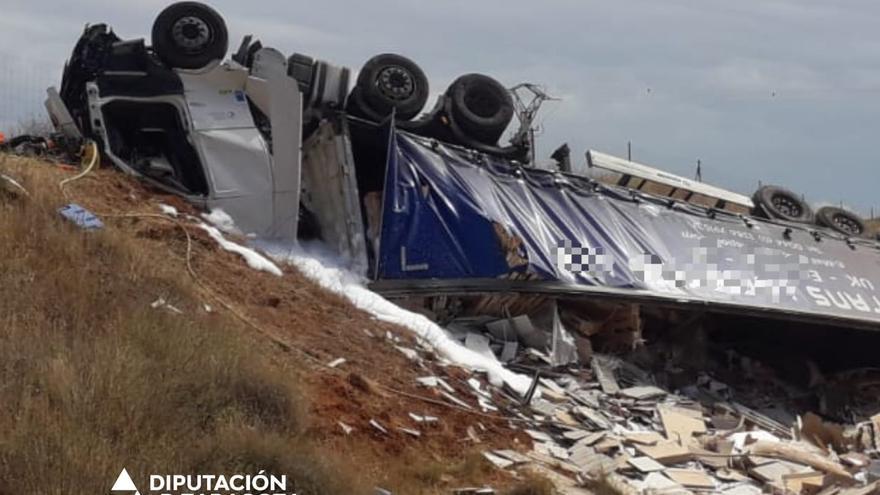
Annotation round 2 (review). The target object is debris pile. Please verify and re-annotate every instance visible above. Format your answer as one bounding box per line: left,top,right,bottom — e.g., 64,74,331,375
485,352,880,494
380,295,880,494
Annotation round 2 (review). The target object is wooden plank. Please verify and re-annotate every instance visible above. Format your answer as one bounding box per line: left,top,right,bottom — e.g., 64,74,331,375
747,442,853,480
635,442,693,465
664,468,716,489
782,471,826,494
592,357,620,394
619,385,666,400
622,431,665,446
628,456,666,473
658,404,707,443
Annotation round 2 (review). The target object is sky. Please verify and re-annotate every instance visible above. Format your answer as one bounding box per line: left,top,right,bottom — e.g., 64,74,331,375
1,0,879,215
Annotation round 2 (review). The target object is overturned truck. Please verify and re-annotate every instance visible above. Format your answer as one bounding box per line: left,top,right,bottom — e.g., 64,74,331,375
48,3,880,372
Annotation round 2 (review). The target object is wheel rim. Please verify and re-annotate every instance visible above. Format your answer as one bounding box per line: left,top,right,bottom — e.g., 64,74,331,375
171,16,212,53
771,194,802,218
832,214,861,235
376,66,415,101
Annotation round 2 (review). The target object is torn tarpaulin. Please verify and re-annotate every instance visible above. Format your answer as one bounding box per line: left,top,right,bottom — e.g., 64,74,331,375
376,130,880,329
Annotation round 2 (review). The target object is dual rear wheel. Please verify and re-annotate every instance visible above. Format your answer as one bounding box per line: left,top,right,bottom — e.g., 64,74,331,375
753,185,869,238
347,55,515,147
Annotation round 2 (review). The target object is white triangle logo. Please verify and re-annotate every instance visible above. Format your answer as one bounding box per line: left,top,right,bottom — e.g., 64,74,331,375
111,468,140,494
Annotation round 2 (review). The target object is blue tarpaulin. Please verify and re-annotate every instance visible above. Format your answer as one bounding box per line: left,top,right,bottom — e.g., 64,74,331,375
376,129,880,327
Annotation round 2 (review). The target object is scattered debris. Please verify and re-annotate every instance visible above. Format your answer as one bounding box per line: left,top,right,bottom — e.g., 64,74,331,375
258,280,880,494
443,391,474,410
150,297,183,314
658,404,707,443
639,471,684,493
664,468,716,489
398,427,421,438
467,425,482,443
746,441,854,480
0,173,29,197
491,450,531,466
408,413,439,424
619,385,667,400
364,293,880,494
158,203,178,217
415,376,440,388
58,203,103,230
483,452,514,469
394,345,420,361
327,357,346,368
592,356,620,394
628,456,666,473
635,442,692,465
369,419,388,435
499,341,518,363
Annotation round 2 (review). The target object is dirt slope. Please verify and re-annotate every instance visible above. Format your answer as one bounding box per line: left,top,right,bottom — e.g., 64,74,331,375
0,153,538,493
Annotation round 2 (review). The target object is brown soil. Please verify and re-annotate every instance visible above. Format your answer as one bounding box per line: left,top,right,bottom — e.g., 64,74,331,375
2,155,533,492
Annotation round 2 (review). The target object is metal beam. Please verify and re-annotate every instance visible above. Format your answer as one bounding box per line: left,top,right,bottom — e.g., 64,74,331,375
587,150,754,210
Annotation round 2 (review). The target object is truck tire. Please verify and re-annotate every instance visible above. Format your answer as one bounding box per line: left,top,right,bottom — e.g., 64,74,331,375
447,73,514,145
346,86,384,122
751,185,813,224
152,2,228,70
355,53,428,121
288,53,315,96
815,206,867,237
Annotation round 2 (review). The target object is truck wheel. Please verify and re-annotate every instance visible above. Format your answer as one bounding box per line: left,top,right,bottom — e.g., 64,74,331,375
152,2,228,70
447,73,514,145
816,206,866,237
751,185,813,223
355,54,428,121
288,53,315,96
346,86,384,122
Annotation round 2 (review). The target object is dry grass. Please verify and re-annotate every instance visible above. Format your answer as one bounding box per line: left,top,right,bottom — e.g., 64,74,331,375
502,474,556,495
0,160,367,494
386,450,495,492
